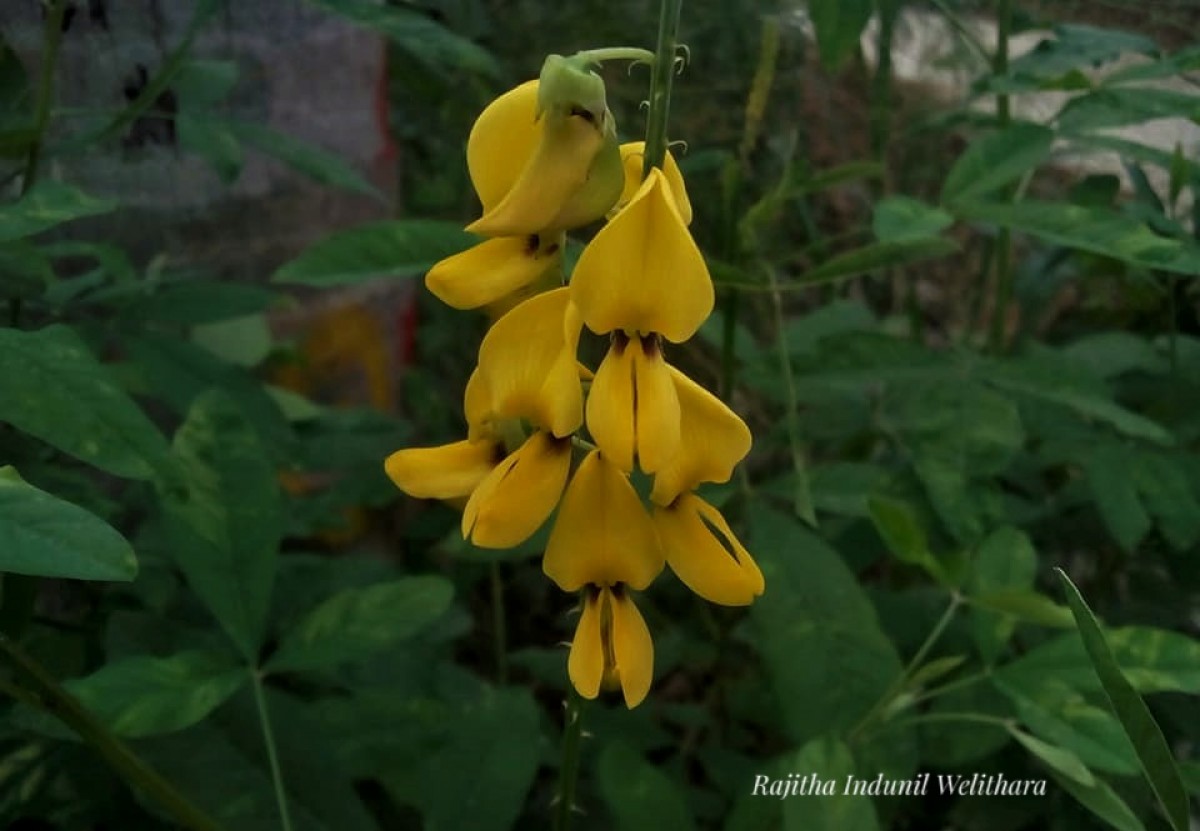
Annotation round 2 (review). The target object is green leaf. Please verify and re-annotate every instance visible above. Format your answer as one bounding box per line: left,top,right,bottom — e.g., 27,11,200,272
968,526,1037,662
781,737,880,831
0,466,136,581
229,120,380,198
272,219,475,287
1008,726,1095,786
0,181,116,242
1057,87,1200,134
192,314,272,368
118,280,278,325
1085,444,1152,553
957,201,1200,277
797,238,959,286
1008,24,1156,81
63,651,244,738
1056,570,1190,831
866,496,946,583
174,59,239,108
970,590,1074,628
997,626,1200,696
598,741,698,831
987,366,1173,445
267,576,453,673
941,123,1055,205
996,678,1139,775
872,196,953,243
158,391,284,659
1049,771,1147,831
178,113,243,182
1132,452,1200,550
303,0,500,78
0,325,172,479
748,505,902,742
808,0,873,71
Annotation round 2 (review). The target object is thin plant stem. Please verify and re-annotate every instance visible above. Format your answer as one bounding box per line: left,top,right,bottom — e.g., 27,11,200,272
553,688,586,831
988,0,1014,353
764,262,816,526
0,634,225,831
251,671,294,831
886,712,1013,732
910,668,991,706
641,0,684,176
21,0,66,196
850,593,963,741
490,561,508,684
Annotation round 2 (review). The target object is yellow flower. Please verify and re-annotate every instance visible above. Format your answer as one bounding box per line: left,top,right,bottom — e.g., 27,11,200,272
543,450,663,591
465,71,623,238
570,167,713,343
425,233,563,312
583,333,680,474
462,430,572,548
616,142,692,225
384,439,505,501
471,287,584,439
652,493,764,605
650,366,752,506
569,584,654,708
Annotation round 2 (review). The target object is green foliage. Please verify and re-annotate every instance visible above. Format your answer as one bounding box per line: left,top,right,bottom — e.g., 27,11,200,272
2,3,1199,831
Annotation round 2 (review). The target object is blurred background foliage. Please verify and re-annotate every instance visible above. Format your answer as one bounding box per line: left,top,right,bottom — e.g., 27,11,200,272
1,0,1199,830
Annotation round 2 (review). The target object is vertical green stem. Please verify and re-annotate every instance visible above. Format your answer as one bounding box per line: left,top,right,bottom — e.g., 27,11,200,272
251,671,294,831
988,0,1014,353
0,634,225,831
641,0,684,176
553,688,586,831
490,561,508,684
22,0,66,196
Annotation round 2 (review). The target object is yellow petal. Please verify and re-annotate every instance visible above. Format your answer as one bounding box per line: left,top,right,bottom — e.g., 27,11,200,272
584,338,635,472
618,142,692,225
546,115,624,231
653,493,765,605
464,368,491,441
543,451,663,591
467,108,607,238
475,287,582,437
632,341,681,475
384,440,501,500
584,337,680,474
426,235,561,311
651,366,752,505
462,431,570,548
467,80,541,213
609,588,654,708
568,588,604,699
571,168,713,342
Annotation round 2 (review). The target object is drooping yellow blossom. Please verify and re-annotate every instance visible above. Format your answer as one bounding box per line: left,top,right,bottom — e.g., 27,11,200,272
384,439,505,501
467,62,623,238
543,451,663,591
583,332,679,474
470,287,583,440
426,233,563,312
462,430,572,548
649,367,763,605
569,585,654,708
616,142,692,225
571,166,713,343
654,493,764,606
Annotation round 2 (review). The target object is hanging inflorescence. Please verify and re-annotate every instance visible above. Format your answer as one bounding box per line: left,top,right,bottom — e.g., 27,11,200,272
386,50,764,709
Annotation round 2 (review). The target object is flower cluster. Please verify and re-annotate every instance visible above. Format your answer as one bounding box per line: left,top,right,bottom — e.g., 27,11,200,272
386,53,763,708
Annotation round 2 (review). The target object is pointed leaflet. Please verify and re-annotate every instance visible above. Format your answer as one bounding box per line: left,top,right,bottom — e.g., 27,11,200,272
159,391,284,659
0,466,137,581
0,325,171,479
1056,570,1190,831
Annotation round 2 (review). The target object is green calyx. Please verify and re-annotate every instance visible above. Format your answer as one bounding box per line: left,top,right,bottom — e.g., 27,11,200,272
537,48,654,122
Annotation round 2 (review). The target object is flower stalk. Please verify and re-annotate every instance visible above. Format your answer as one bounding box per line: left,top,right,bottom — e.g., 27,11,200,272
553,688,586,831
642,0,685,176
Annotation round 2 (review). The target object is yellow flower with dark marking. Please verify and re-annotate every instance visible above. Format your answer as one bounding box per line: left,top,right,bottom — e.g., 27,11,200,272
571,167,713,343
650,367,763,605
569,584,654,708
384,439,505,501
